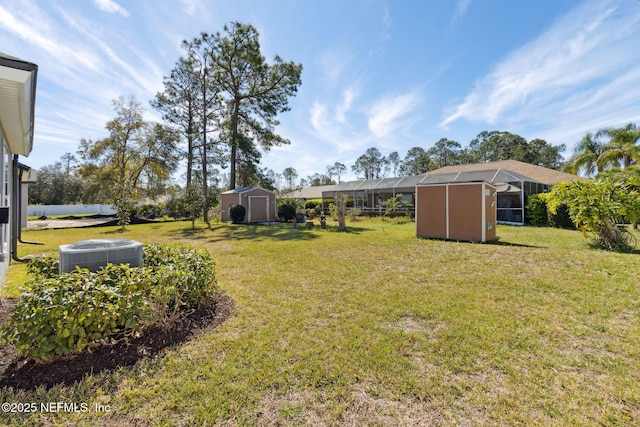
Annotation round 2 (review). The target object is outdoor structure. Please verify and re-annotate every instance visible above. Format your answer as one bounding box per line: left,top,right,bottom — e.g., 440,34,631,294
0,52,38,282
422,160,586,225
281,184,338,201
416,182,497,242
321,175,433,215
320,160,584,225
220,186,277,223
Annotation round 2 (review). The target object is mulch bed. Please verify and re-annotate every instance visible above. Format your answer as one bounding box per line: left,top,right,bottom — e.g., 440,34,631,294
0,293,233,391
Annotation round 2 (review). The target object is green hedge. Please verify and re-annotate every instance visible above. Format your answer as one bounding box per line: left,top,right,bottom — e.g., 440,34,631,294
525,193,574,229
0,244,216,362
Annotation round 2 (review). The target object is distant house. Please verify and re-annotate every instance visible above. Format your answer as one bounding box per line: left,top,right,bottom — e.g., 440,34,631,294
281,184,338,201
320,160,585,225
220,187,277,223
0,52,38,283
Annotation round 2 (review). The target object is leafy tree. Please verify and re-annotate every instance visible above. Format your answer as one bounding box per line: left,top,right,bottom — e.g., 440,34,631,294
597,123,640,169
78,96,179,229
209,22,302,189
328,162,346,183
307,173,334,186
60,152,76,175
184,183,205,228
29,161,85,205
388,151,401,177
467,131,564,169
522,138,565,169
545,180,640,252
399,147,433,176
352,147,388,179
468,131,528,163
180,36,224,224
282,167,298,189
152,54,203,188
596,166,640,187
596,165,640,229
428,138,462,169
563,132,606,176
384,193,412,215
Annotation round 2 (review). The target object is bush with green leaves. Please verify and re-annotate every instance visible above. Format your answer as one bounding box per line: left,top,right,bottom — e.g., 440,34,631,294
545,180,640,252
277,202,297,222
26,253,60,279
1,244,216,362
229,204,246,223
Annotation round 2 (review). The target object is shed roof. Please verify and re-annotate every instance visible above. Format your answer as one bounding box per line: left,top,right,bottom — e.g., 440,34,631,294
0,52,38,156
221,186,274,195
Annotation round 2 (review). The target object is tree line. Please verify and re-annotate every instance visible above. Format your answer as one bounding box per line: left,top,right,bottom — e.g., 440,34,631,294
280,123,640,190
278,131,566,190
29,22,302,227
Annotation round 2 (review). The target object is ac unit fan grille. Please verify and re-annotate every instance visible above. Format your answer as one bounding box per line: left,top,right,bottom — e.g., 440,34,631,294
59,239,143,274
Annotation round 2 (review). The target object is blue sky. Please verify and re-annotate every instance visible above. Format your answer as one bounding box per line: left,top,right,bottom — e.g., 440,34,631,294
1,0,639,183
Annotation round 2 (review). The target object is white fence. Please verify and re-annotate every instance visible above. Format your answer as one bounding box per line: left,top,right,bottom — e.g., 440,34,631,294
27,204,117,216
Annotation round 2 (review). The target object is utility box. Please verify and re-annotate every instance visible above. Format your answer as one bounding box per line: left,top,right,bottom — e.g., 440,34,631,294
416,182,497,242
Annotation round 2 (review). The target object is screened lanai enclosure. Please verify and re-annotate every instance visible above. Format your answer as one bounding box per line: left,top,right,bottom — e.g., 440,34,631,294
321,168,552,225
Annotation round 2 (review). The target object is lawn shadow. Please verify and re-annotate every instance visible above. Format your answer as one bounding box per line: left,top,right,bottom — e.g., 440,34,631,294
486,238,546,249
167,222,324,243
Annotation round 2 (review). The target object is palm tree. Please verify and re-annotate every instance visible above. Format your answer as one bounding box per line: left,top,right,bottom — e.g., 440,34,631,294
567,132,606,176
597,123,640,169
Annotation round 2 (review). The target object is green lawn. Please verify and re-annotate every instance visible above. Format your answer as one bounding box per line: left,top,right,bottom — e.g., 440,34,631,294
1,219,639,426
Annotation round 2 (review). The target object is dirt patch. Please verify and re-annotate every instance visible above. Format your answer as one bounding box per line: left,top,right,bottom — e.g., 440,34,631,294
389,315,446,340
0,293,233,390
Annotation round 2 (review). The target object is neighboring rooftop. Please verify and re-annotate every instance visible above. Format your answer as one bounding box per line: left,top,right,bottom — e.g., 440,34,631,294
424,160,586,185
281,184,339,199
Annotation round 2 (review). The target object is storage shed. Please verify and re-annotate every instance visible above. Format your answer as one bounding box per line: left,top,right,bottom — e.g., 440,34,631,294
220,186,277,223
416,182,497,242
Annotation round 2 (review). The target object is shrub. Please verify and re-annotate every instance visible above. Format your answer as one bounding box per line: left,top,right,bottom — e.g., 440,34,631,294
546,180,640,252
1,244,216,362
229,204,246,223
277,202,297,222
548,203,574,229
27,253,60,279
525,194,548,226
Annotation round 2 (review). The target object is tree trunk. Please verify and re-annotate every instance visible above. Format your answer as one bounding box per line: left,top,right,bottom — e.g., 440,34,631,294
200,68,209,225
230,101,240,190
337,193,348,231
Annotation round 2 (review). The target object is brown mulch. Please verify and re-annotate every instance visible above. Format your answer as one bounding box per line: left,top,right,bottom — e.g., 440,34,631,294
0,293,233,391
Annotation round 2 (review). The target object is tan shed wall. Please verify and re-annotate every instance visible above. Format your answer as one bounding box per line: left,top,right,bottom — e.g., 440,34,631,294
416,182,497,242
415,185,447,239
448,184,482,241
221,188,277,223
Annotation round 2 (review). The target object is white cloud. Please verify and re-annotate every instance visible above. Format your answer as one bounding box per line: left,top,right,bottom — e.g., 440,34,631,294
317,48,353,85
335,85,360,124
453,0,472,22
93,0,129,17
0,5,100,71
367,91,422,138
441,0,640,136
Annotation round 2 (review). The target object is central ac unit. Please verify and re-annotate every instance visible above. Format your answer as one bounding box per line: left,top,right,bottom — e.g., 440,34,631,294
59,239,143,274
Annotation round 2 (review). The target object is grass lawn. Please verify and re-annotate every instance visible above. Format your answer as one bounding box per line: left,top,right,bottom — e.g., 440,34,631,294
1,219,639,426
